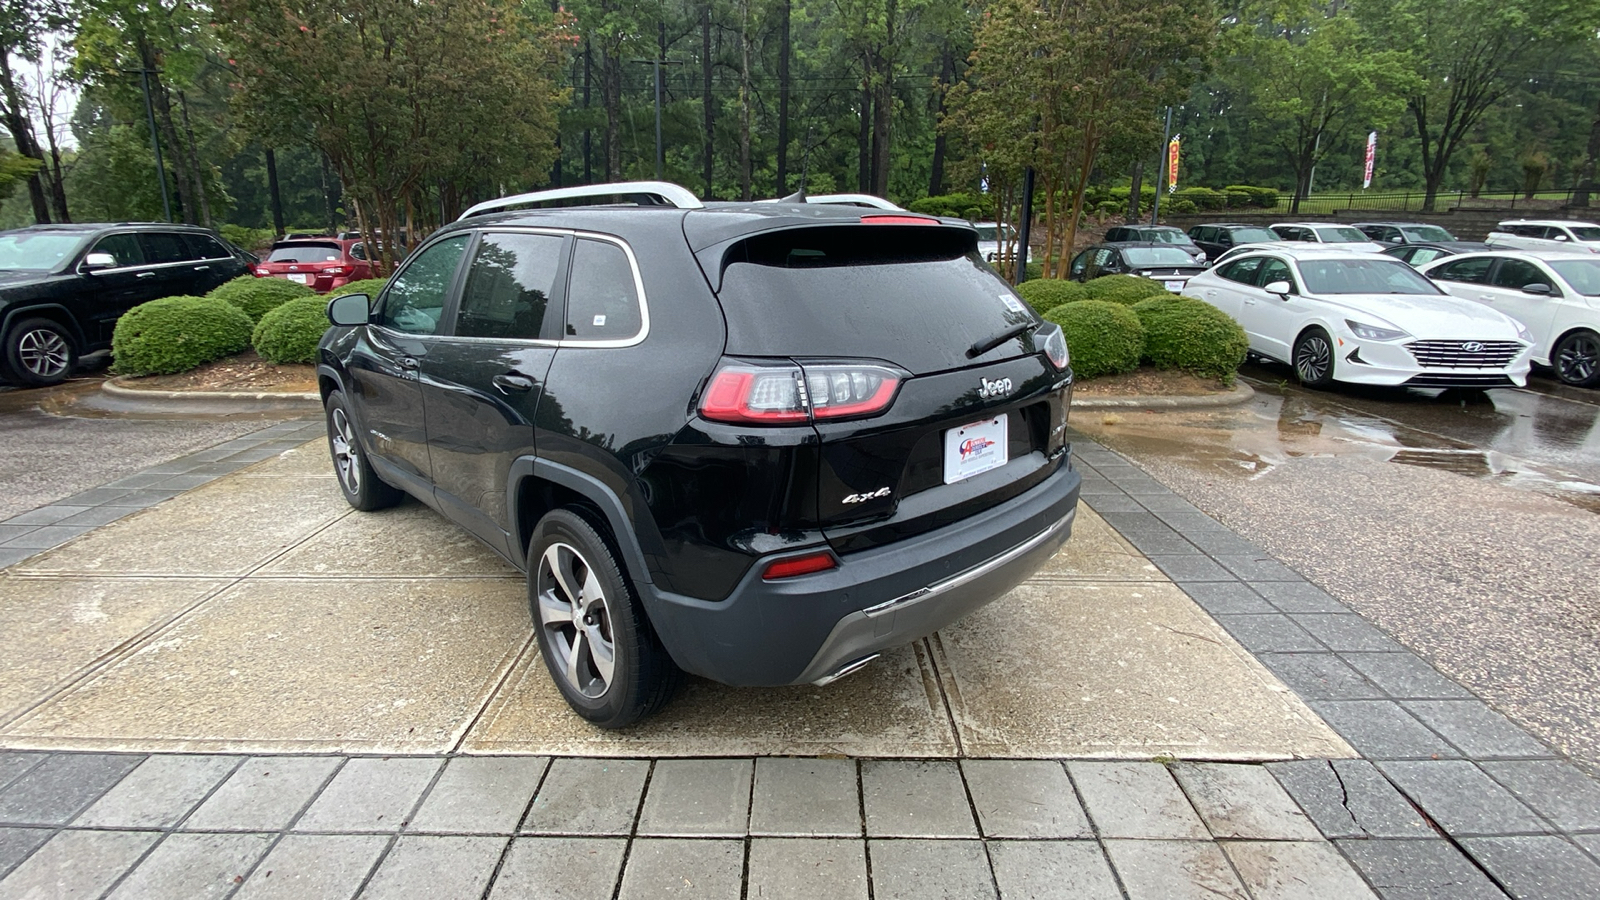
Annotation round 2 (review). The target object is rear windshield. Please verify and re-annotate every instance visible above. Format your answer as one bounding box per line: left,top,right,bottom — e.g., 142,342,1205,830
268,242,342,263
1229,227,1278,243
717,226,1034,374
973,224,1015,242
1145,229,1191,244
1314,226,1372,244
1124,247,1196,266
1400,225,1454,242
1549,260,1600,296
1298,258,1443,295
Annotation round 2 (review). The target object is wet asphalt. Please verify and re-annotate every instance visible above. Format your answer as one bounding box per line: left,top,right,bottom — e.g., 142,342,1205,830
0,378,307,522
1076,365,1600,775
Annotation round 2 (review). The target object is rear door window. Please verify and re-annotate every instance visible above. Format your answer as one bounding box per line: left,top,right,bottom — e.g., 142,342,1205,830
455,232,567,340
139,232,197,264
184,233,232,260
1432,257,1494,284
564,238,643,341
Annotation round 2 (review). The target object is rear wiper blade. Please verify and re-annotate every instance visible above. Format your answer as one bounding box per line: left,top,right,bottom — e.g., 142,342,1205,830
967,321,1038,359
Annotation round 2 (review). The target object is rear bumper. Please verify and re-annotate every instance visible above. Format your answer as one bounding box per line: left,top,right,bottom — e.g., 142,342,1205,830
640,457,1081,686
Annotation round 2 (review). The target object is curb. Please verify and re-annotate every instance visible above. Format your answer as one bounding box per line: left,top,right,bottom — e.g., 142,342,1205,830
102,377,321,411
1071,381,1255,409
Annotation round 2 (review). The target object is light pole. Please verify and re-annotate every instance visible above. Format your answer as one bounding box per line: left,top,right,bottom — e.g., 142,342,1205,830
1151,106,1172,226
130,68,172,222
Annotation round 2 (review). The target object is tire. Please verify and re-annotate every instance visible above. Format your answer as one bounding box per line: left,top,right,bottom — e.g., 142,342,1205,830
528,508,680,728
1552,330,1600,388
324,390,403,511
3,318,76,387
1292,326,1336,389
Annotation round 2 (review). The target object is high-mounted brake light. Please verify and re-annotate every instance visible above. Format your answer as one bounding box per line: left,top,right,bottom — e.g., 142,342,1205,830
699,362,903,425
859,215,937,226
762,551,837,580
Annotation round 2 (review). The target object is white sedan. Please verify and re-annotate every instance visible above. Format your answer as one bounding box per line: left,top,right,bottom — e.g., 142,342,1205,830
1419,250,1600,387
1182,247,1534,389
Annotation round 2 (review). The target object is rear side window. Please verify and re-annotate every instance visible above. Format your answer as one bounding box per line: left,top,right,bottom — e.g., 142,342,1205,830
139,232,196,264
185,234,232,260
456,232,565,340
1432,257,1493,284
564,238,643,341
716,225,1033,374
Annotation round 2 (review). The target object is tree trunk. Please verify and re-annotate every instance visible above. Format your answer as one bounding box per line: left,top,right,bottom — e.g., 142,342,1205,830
583,41,593,184
738,0,752,200
265,148,286,236
1574,95,1600,207
138,37,196,224
869,0,895,198
775,0,790,196
0,53,51,224
857,68,872,193
1127,159,1143,220
176,91,213,228
318,152,339,234
927,48,953,198
40,110,68,222
702,7,714,198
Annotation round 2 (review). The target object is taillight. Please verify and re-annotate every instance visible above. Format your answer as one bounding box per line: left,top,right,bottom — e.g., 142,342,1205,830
252,266,268,276
699,361,903,425
762,551,837,580
323,266,348,276
1038,323,1071,371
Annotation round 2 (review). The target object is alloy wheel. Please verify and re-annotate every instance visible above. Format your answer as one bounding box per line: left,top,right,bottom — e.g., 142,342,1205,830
536,542,617,699
330,407,362,495
16,327,69,379
1557,334,1598,385
1295,335,1332,384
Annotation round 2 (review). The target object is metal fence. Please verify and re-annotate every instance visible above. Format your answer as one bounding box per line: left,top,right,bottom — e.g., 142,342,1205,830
1286,188,1581,215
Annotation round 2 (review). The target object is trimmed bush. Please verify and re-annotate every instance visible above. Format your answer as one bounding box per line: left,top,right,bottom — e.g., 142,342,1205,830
907,192,994,219
112,295,254,376
207,275,316,323
1043,300,1144,380
328,277,388,299
1223,184,1280,208
1016,278,1089,312
1082,274,1170,305
1173,186,1228,210
217,224,274,253
1130,295,1249,384
253,295,331,365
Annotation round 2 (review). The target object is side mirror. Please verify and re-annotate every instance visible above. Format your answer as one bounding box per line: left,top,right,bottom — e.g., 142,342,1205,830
1389,237,1404,243
327,292,370,327
80,252,116,272
1555,234,1570,241
1521,283,1553,296
1263,280,1292,297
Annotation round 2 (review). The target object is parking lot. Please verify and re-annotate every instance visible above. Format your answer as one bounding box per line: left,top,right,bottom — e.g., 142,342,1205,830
3,380,1600,897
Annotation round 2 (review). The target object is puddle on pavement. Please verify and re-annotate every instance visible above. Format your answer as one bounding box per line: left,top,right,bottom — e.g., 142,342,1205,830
1078,381,1600,514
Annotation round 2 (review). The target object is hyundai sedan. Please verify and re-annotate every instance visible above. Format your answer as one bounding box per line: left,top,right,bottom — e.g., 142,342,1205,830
1182,247,1533,389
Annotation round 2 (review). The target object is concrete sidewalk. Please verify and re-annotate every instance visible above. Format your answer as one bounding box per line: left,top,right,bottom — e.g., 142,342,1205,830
0,421,1597,897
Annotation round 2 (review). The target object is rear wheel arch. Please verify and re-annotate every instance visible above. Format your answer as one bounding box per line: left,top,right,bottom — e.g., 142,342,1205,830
508,458,653,585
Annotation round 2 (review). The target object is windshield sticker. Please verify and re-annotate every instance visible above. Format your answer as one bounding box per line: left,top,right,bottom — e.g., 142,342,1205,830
999,294,1027,314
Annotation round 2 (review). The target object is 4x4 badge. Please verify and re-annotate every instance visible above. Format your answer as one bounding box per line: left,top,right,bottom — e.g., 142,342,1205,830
843,487,892,504
979,376,1013,399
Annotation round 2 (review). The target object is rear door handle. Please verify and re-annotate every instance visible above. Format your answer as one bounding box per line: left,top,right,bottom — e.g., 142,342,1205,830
135,271,155,279
194,265,210,271
492,373,535,393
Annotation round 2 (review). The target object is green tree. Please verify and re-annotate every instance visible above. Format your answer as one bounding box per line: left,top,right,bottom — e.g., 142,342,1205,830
0,0,69,222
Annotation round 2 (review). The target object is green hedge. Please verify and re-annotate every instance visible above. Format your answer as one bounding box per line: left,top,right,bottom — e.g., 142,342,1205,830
1130,295,1249,384
1083,274,1171,305
253,295,330,365
1044,300,1144,380
1222,184,1279,208
207,275,316,323
1015,279,1089,313
907,192,994,219
112,295,254,376
328,277,388,299
217,225,275,253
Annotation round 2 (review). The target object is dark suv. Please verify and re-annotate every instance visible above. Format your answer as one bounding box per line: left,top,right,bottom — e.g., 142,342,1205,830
1103,224,1206,263
1186,223,1281,262
318,182,1082,727
0,223,250,385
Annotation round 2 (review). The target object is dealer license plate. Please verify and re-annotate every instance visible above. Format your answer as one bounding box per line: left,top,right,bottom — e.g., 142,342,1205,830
1164,280,1185,291
286,273,309,284
943,414,1008,484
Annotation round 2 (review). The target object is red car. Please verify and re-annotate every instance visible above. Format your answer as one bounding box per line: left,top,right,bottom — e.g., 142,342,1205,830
253,238,372,293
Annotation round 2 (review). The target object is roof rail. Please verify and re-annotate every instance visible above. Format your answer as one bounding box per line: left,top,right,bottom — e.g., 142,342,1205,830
458,181,704,220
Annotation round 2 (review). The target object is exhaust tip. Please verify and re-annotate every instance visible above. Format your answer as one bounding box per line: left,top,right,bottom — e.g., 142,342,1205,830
810,654,881,687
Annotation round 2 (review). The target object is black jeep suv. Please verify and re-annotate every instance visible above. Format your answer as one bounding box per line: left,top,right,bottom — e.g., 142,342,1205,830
317,182,1082,727
0,223,251,385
